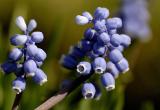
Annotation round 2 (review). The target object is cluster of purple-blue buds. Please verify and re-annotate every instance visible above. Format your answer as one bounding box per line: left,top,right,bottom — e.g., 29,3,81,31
1,16,47,94
121,0,151,42
60,7,131,100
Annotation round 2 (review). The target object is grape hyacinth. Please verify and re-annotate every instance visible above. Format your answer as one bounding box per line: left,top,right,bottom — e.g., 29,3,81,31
121,0,151,42
1,16,47,94
60,7,131,100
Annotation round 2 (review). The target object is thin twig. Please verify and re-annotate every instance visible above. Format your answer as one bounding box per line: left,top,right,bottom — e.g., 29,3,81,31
35,72,94,110
12,93,23,110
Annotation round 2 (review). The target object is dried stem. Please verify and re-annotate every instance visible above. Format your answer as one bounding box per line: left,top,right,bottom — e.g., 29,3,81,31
35,72,93,110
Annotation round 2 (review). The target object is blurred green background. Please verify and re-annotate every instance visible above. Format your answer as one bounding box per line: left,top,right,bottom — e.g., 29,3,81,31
0,0,160,110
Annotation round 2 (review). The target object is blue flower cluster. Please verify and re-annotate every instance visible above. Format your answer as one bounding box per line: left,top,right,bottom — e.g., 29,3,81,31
1,16,47,94
60,7,131,100
121,0,151,42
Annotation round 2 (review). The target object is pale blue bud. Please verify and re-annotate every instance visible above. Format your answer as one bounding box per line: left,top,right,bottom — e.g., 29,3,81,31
75,15,89,25
15,16,27,32
92,57,107,74
82,83,96,99
32,68,47,85
12,77,26,94
24,59,37,77
9,48,23,61
34,48,47,62
116,58,129,73
27,19,37,32
109,49,123,63
10,35,28,46
101,72,115,91
31,32,44,43
82,11,93,21
26,44,38,57
77,61,92,75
